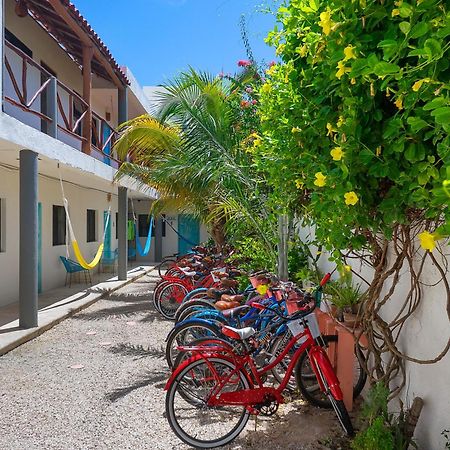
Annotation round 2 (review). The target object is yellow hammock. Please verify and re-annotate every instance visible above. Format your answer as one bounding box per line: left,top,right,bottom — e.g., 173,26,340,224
63,198,110,270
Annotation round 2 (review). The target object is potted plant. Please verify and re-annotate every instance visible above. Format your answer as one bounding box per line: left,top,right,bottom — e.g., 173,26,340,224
328,281,365,328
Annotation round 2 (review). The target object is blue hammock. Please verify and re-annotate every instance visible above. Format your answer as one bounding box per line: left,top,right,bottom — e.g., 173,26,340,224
134,216,154,256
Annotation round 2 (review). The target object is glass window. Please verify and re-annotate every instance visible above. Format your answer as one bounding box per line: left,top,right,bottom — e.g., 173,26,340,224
87,209,97,242
138,214,151,238
53,205,66,246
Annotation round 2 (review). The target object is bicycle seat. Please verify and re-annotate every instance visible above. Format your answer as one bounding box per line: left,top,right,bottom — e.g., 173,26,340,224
221,325,256,341
221,294,244,303
221,279,238,289
206,288,230,299
222,305,251,319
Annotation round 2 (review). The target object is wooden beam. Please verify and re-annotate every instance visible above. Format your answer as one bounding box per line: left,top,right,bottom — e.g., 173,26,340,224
46,0,125,88
82,44,93,155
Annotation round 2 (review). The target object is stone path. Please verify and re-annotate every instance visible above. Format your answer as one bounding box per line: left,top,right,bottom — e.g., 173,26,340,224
0,270,352,449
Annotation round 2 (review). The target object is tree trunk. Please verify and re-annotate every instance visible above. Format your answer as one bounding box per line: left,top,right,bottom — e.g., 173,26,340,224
210,217,227,252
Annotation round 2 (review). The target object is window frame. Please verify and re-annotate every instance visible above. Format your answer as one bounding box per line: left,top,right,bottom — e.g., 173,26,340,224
86,209,97,243
52,205,66,246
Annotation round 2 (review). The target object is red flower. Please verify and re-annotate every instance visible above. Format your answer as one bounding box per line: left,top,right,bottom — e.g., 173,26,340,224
268,61,276,67
238,60,252,67
240,100,250,108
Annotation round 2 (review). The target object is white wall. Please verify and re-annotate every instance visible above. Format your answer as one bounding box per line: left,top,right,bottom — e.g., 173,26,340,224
299,225,450,449
0,165,118,307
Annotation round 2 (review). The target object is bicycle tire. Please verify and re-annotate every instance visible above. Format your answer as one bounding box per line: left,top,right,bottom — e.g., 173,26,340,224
166,357,250,448
295,336,366,409
156,282,189,320
156,257,177,278
165,320,225,368
175,300,215,323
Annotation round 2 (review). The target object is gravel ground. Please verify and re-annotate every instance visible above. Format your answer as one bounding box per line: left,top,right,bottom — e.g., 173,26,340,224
0,270,352,450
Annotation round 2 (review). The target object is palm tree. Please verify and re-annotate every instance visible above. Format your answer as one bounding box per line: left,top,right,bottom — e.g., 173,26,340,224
114,68,276,259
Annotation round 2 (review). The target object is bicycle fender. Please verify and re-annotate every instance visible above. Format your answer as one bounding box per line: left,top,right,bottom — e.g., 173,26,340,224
165,318,223,343
309,346,344,401
183,288,208,302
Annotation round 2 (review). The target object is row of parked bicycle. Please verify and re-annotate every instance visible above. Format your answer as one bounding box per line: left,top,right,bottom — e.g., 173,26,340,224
153,246,365,448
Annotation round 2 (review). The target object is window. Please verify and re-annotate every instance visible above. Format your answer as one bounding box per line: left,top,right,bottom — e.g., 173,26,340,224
53,205,66,246
87,209,97,242
138,214,151,238
116,212,118,239
5,29,32,57
0,199,5,252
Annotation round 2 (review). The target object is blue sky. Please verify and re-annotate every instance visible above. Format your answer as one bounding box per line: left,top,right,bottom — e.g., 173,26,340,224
74,0,279,87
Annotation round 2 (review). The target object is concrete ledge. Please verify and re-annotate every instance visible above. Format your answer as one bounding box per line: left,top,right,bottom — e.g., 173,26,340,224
0,265,156,356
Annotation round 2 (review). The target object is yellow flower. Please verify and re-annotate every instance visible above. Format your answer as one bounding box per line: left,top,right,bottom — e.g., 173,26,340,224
350,78,356,85
296,45,308,57
343,45,357,61
276,44,286,56
318,9,333,36
392,8,400,16
291,127,301,134
344,191,359,205
412,78,431,92
344,265,352,272
418,231,436,252
394,97,403,110
336,61,351,80
295,179,304,189
314,172,327,187
256,284,269,295
376,146,382,157
261,83,272,94
330,146,344,161
337,116,345,127
326,123,337,136
266,64,277,76
253,138,262,147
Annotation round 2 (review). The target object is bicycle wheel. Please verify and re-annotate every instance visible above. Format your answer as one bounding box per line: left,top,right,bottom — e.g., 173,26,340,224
295,336,366,408
268,331,298,391
174,299,214,323
157,257,176,278
166,357,250,448
314,364,354,436
152,280,170,312
165,321,225,368
156,282,188,320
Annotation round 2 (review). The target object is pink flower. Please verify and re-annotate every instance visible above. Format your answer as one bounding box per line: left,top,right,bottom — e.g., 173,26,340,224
240,100,250,108
245,87,253,94
252,99,257,105
238,60,252,67
268,61,276,67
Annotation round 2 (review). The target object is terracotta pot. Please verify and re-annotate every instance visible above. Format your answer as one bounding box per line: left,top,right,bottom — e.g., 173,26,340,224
342,311,360,328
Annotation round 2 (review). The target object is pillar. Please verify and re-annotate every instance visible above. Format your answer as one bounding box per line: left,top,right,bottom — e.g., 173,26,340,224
46,77,58,138
19,150,38,328
82,44,93,155
154,216,163,262
118,87,128,124
118,186,128,280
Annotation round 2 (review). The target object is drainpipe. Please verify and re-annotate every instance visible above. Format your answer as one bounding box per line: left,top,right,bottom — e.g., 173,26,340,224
19,150,38,328
118,187,128,280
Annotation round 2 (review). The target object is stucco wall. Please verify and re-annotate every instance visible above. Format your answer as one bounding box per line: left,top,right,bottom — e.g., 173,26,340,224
299,225,450,449
0,165,118,307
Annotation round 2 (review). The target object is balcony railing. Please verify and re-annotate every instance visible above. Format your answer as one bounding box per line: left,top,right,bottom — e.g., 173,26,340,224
3,41,121,168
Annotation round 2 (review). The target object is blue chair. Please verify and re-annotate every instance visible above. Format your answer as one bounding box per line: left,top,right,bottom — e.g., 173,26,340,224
101,248,119,273
60,256,92,287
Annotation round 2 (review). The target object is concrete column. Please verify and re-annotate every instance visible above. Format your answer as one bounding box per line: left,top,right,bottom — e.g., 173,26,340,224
46,77,58,138
19,150,38,328
154,216,163,262
118,186,128,280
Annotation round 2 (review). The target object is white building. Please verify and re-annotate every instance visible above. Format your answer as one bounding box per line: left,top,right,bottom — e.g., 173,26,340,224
0,0,206,323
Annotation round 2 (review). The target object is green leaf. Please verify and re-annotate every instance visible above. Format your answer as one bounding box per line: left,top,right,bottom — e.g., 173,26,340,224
423,97,447,111
424,38,442,58
405,143,417,162
407,116,429,133
410,22,429,39
359,149,374,164
399,3,413,17
373,62,400,77
399,22,411,35
418,171,430,185
431,107,450,125
378,40,399,59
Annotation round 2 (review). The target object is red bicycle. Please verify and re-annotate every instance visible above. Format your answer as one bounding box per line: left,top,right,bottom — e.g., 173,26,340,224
164,274,354,448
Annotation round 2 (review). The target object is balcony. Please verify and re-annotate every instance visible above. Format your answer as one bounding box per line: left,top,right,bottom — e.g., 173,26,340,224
3,40,122,168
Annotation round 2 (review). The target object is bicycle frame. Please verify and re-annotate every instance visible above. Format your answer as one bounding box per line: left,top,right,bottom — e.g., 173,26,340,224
165,321,343,411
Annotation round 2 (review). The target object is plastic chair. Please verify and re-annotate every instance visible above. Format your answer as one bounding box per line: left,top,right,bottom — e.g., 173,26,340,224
100,248,119,273
59,256,92,287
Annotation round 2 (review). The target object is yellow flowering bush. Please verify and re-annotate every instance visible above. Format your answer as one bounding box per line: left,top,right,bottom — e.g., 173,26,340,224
258,0,450,254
